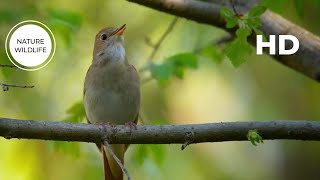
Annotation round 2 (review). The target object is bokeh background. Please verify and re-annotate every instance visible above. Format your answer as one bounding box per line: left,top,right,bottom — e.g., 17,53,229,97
1,0,320,179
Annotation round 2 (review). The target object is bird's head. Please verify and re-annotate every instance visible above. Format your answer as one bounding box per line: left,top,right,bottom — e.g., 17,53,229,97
93,24,126,63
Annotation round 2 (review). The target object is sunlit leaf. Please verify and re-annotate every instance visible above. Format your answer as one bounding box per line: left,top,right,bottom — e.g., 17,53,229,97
48,9,82,30
150,52,198,86
236,28,251,40
220,7,238,28
247,129,264,146
220,7,236,20
47,9,83,47
201,45,224,64
225,28,253,67
248,6,267,17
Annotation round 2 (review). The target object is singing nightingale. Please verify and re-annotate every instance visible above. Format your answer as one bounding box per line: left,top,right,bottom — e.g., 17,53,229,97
84,24,140,180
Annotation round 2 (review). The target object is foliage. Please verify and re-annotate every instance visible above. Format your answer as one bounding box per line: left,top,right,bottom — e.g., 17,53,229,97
247,129,264,146
47,9,83,47
150,52,198,86
48,141,81,158
63,101,86,123
133,145,166,166
224,28,253,67
200,45,224,64
220,5,266,67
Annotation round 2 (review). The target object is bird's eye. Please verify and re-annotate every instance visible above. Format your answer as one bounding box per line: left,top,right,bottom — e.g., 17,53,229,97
101,34,107,40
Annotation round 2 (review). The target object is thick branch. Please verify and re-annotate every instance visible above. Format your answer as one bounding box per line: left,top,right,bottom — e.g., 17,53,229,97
1,118,320,144
127,0,320,82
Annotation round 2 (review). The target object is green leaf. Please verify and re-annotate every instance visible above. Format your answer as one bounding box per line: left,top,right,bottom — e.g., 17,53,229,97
245,6,266,32
245,17,262,29
226,18,238,28
201,45,224,64
48,141,80,157
220,7,236,19
149,63,173,86
47,9,83,47
150,53,198,86
220,7,238,29
168,53,198,69
225,28,253,67
235,28,251,39
132,145,166,166
64,101,86,123
48,9,82,30
247,129,264,146
248,6,267,17
225,39,252,67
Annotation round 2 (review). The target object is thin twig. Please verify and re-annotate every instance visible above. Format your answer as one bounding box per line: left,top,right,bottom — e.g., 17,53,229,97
0,82,34,91
103,141,131,180
0,64,26,69
147,17,179,62
144,37,156,48
230,0,241,16
140,17,179,73
0,64,17,68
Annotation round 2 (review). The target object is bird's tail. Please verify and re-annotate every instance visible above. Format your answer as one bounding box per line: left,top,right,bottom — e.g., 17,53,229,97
97,143,126,180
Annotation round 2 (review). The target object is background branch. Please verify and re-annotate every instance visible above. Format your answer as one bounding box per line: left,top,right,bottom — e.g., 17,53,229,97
146,17,179,63
0,64,34,91
140,17,179,73
0,64,18,68
0,82,34,91
1,118,320,144
127,0,320,82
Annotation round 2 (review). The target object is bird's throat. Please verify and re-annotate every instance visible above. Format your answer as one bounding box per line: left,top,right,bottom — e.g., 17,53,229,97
103,43,126,63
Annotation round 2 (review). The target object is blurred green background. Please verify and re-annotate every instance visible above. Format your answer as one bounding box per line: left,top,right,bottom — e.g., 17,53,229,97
1,0,320,179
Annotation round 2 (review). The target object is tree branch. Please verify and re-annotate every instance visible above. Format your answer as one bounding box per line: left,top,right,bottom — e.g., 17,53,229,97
0,64,18,68
140,17,179,73
1,118,320,144
0,82,34,91
127,0,320,82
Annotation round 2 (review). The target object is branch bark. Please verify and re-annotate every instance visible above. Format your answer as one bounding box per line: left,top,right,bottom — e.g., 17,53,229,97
1,118,320,144
127,0,320,82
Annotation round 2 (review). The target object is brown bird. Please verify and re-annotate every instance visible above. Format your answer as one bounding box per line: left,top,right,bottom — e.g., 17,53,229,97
84,24,140,180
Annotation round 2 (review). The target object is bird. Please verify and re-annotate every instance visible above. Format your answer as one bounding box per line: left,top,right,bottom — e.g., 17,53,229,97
84,24,140,180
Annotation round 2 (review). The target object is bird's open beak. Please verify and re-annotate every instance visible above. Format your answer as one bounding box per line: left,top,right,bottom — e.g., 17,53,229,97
113,24,126,36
